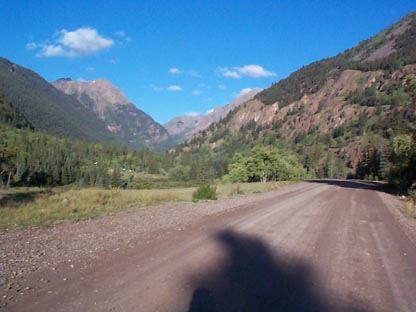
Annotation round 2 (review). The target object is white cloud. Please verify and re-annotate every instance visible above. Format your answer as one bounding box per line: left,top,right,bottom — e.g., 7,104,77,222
169,68,182,74
192,90,201,95
220,64,276,79
39,45,65,57
218,84,227,90
58,28,114,56
206,108,214,114
86,66,95,72
28,27,114,58
167,85,182,91
238,65,276,78
221,68,241,79
186,112,200,117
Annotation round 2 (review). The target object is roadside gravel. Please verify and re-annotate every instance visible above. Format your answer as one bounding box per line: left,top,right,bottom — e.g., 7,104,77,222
2,182,416,310
0,187,296,308
380,192,416,246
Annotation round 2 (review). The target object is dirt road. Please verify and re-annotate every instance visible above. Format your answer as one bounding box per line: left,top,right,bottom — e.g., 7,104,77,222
3,181,416,311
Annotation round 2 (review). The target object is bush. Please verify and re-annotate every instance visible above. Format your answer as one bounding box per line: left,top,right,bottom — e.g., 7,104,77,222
192,185,217,202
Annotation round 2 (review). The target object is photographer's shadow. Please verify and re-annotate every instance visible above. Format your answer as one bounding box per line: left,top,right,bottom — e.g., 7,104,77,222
188,230,367,312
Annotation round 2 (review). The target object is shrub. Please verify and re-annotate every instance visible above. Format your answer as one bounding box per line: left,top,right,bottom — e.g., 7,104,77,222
192,185,217,202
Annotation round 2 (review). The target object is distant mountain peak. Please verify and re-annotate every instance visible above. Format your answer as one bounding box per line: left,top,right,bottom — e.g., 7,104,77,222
53,78,172,149
53,78,130,114
164,88,261,143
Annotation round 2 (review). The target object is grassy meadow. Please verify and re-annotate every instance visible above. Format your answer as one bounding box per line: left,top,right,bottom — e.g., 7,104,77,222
0,181,292,232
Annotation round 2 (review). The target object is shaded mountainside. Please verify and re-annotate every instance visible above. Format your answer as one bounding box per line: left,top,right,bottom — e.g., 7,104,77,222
52,79,172,150
180,11,416,178
0,95,33,130
0,57,119,145
164,89,261,143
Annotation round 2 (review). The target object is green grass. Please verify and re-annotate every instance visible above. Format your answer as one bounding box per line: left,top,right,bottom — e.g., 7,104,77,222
192,185,217,202
0,181,295,232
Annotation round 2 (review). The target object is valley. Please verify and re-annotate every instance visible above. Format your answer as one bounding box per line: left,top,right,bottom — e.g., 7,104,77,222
1,6,416,312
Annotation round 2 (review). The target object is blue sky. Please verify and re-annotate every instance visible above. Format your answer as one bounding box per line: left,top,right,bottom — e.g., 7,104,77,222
1,1,415,124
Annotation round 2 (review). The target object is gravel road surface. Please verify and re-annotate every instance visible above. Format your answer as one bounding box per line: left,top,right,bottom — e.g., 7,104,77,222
1,180,416,311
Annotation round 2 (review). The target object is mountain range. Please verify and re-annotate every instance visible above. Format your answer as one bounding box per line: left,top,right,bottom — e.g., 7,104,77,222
164,88,261,143
180,10,416,176
0,57,261,150
1,10,415,179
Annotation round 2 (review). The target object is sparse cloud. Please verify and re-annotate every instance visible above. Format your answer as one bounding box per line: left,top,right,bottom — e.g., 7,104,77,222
169,68,201,78
27,27,114,58
187,70,202,78
167,85,182,91
218,84,227,90
219,64,276,79
25,42,41,50
206,108,214,114
150,84,164,92
115,31,132,42
150,84,185,92
169,68,182,74
86,67,95,72
192,90,201,95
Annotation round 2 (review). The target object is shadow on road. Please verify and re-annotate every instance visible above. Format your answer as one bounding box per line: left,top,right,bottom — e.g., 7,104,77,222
307,179,393,193
187,230,368,312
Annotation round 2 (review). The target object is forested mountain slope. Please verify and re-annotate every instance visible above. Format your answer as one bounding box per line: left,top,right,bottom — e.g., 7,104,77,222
0,58,120,145
0,95,33,130
179,11,416,179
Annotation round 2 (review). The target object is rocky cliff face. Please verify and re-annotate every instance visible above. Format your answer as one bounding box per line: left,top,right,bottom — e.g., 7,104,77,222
164,88,260,142
53,78,172,149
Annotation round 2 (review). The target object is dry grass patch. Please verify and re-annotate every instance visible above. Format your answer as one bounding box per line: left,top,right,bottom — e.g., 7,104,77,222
0,181,295,232
217,181,294,197
402,199,416,219
0,187,193,232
